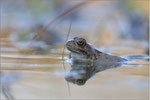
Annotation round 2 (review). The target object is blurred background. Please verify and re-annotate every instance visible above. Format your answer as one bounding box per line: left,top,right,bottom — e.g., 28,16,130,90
0,0,149,99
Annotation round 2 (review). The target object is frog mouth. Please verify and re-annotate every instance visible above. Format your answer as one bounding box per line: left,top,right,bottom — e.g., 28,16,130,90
66,45,81,54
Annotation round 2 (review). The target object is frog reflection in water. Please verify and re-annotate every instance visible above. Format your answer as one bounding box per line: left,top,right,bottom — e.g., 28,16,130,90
65,37,127,85
65,61,123,85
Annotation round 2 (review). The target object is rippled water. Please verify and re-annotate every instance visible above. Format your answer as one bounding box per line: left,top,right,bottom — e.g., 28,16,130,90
0,33,149,99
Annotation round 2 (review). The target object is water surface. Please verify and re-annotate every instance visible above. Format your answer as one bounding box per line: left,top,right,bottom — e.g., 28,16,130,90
0,33,149,99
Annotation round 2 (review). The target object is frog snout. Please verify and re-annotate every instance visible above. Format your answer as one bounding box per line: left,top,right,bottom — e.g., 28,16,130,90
65,41,69,46
65,40,74,46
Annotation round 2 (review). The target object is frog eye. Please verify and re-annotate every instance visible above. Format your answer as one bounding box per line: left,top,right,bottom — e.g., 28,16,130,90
76,79,85,85
77,40,86,47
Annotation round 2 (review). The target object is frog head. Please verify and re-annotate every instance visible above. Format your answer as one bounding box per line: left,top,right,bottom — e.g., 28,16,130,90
66,37,97,60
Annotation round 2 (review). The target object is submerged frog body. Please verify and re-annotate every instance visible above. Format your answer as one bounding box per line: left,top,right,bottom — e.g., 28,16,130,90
66,37,127,62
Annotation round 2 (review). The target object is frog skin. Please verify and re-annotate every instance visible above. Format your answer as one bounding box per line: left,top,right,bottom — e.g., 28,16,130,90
66,37,127,62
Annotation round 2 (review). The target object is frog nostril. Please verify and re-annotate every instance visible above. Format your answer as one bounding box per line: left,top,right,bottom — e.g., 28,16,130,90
65,41,71,45
66,40,74,46
73,37,79,40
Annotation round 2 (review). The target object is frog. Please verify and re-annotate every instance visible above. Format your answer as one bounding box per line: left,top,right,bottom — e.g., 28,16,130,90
66,37,127,62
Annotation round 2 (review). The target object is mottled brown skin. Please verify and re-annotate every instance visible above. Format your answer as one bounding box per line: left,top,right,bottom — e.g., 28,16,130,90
66,37,98,60
66,37,127,62
65,37,127,85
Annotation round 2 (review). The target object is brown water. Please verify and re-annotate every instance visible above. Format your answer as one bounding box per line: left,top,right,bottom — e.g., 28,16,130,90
0,33,149,100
